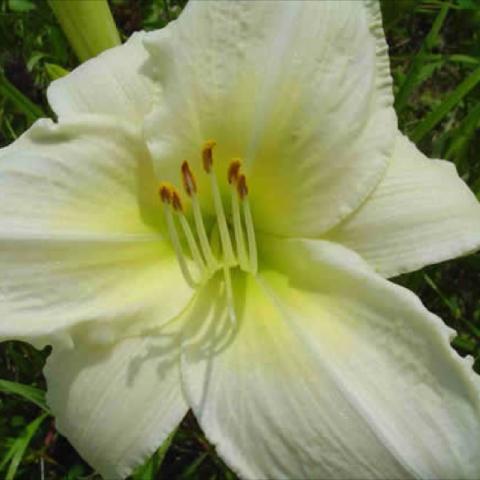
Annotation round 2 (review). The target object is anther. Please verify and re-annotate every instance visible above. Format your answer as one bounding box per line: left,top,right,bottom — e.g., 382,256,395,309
202,140,216,173
237,174,248,200
181,161,197,196
228,159,242,185
159,183,172,204
171,190,183,212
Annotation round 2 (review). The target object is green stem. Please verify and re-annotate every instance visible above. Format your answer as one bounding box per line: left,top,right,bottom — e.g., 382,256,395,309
48,0,121,62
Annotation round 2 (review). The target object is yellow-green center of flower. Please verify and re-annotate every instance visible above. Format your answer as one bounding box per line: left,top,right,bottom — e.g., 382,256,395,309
158,141,258,322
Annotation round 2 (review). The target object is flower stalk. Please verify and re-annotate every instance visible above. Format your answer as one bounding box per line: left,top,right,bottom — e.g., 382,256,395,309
48,0,121,62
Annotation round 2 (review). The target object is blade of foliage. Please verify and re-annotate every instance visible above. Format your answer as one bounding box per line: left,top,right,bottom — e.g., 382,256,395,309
2,413,48,480
0,74,44,120
179,452,209,479
45,62,69,81
445,101,480,165
0,379,49,412
132,429,176,480
395,4,449,113
411,65,480,142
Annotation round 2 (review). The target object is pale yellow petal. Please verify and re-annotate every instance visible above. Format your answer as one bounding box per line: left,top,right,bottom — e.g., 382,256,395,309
45,335,187,479
325,133,480,277
0,117,193,347
180,237,480,479
143,0,396,236
47,32,158,122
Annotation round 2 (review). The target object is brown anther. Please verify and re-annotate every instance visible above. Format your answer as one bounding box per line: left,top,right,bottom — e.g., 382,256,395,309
171,190,183,212
202,140,216,173
181,161,197,196
159,183,172,204
228,159,242,185
237,174,248,200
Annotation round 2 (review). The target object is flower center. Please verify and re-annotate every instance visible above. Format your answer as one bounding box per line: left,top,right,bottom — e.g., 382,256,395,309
158,141,258,323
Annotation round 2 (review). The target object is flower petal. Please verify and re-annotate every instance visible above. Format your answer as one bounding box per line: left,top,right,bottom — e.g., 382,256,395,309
144,0,396,236
325,133,480,277
0,117,192,347
47,32,157,122
45,335,187,479
181,238,480,479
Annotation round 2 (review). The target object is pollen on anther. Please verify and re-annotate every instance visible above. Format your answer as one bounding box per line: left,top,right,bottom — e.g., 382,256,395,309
202,140,217,173
159,183,172,204
237,174,248,200
228,159,242,185
181,161,197,196
172,190,183,212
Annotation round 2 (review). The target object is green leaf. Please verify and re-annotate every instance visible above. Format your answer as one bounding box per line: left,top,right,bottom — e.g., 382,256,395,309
445,101,480,163
132,429,176,480
395,4,449,113
8,0,36,13
411,65,480,143
4,413,48,480
0,74,44,121
180,452,208,479
0,379,49,412
45,62,70,81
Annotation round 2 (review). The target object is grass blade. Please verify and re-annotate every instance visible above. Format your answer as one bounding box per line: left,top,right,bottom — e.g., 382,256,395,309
0,74,44,120
395,4,449,113
132,429,176,480
5,413,48,480
445,101,480,164
411,65,480,142
0,379,49,412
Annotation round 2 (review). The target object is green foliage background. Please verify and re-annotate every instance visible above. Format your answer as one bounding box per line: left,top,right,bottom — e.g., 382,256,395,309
0,0,479,478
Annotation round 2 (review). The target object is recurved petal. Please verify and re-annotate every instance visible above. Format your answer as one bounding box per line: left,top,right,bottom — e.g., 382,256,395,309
45,335,187,479
181,237,480,479
0,117,192,347
143,0,396,236
47,32,158,122
325,133,480,278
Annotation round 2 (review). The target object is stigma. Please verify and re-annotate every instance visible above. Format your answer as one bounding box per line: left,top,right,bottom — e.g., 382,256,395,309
158,142,258,304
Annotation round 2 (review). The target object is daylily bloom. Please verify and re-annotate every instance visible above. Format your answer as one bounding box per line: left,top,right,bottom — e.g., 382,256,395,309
1,1,480,479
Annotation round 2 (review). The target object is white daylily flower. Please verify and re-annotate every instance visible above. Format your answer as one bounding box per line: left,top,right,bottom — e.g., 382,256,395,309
1,1,480,479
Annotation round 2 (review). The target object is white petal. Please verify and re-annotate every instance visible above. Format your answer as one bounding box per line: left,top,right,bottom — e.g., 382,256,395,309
45,335,188,479
143,0,396,236
181,238,480,479
0,117,192,347
325,133,480,277
47,32,157,122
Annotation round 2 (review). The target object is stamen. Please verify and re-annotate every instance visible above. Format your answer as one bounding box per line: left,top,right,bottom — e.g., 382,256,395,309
159,182,173,204
238,175,257,274
180,161,217,271
177,212,207,279
202,140,216,173
159,186,197,288
227,159,241,185
171,190,183,212
228,160,248,271
202,142,236,266
181,161,197,196
222,265,236,326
